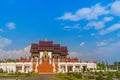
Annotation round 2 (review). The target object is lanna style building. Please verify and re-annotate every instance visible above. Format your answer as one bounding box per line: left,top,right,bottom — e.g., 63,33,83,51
30,40,68,60
0,40,97,74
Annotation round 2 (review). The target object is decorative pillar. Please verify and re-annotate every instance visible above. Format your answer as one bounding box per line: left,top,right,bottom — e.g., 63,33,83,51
52,58,56,72
31,58,33,62
58,64,60,73
35,57,38,72
29,64,32,72
13,64,16,73
49,58,51,64
40,58,42,64
22,63,24,73
65,64,68,72
86,65,87,71
72,64,75,72
35,66,37,72
53,63,56,72
5,63,7,73
53,58,54,63
80,65,82,72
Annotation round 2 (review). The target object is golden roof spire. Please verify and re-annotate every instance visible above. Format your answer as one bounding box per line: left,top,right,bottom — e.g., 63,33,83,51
45,38,48,41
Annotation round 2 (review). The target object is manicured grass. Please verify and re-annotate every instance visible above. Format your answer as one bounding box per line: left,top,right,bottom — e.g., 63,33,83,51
0,73,39,78
56,73,81,80
56,71,120,80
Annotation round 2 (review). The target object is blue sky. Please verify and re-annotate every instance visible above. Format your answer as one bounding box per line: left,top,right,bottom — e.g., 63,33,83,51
0,0,120,64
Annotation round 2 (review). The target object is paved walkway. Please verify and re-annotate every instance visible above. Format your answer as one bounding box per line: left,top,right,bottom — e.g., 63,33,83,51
21,74,60,80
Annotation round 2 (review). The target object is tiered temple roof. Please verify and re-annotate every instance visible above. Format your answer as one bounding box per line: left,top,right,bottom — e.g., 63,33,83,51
30,40,68,55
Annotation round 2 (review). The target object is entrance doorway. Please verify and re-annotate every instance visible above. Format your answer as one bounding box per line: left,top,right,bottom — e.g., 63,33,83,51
68,66,73,72
43,51,48,61
83,66,87,72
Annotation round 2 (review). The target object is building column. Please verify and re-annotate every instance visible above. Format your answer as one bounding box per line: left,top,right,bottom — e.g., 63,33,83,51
80,65,82,72
13,65,16,73
49,58,51,64
31,58,33,62
35,57,38,72
22,63,24,73
29,64,32,72
5,63,8,73
53,64,56,72
52,58,56,72
72,64,75,72
35,66,37,72
40,58,42,64
65,64,68,72
58,64,60,73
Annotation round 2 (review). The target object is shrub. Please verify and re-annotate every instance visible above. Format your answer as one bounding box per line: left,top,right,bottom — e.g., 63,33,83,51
115,71,120,78
107,72,114,80
67,72,82,79
96,73,104,80
0,68,3,73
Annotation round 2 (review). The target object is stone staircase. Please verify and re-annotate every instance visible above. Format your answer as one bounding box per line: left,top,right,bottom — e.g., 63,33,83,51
33,64,36,72
38,60,53,74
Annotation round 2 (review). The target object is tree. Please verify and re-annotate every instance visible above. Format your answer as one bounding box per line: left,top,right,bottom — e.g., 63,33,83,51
113,61,120,70
97,61,106,70
6,58,15,62
0,68,3,73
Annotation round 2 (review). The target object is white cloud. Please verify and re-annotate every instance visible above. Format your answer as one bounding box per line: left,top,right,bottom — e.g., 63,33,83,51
69,51,97,61
0,36,30,59
80,42,85,46
57,4,109,21
93,41,120,63
6,22,16,30
103,38,114,42
96,42,107,46
103,17,113,22
69,41,120,63
99,23,120,35
0,45,31,59
0,29,4,32
84,16,114,30
0,36,12,49
111,0,120,16
63,24,81,30
85,21,105,30
58,13,79,21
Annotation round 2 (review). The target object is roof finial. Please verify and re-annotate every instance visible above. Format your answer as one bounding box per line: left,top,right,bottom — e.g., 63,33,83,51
45,37,48,41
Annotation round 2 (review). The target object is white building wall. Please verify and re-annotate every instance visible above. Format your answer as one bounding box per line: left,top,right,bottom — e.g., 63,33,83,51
48,52,52,58
40,52,43,58
58,62,97,73
0,61,96,73
0,62,33,73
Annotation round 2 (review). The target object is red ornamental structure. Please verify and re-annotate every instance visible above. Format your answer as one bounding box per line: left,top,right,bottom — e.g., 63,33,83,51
30,40,68,59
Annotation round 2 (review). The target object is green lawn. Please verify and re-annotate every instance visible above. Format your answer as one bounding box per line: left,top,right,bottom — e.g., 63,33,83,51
56,71,120,80
56,73,82,80
0,73,39,78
